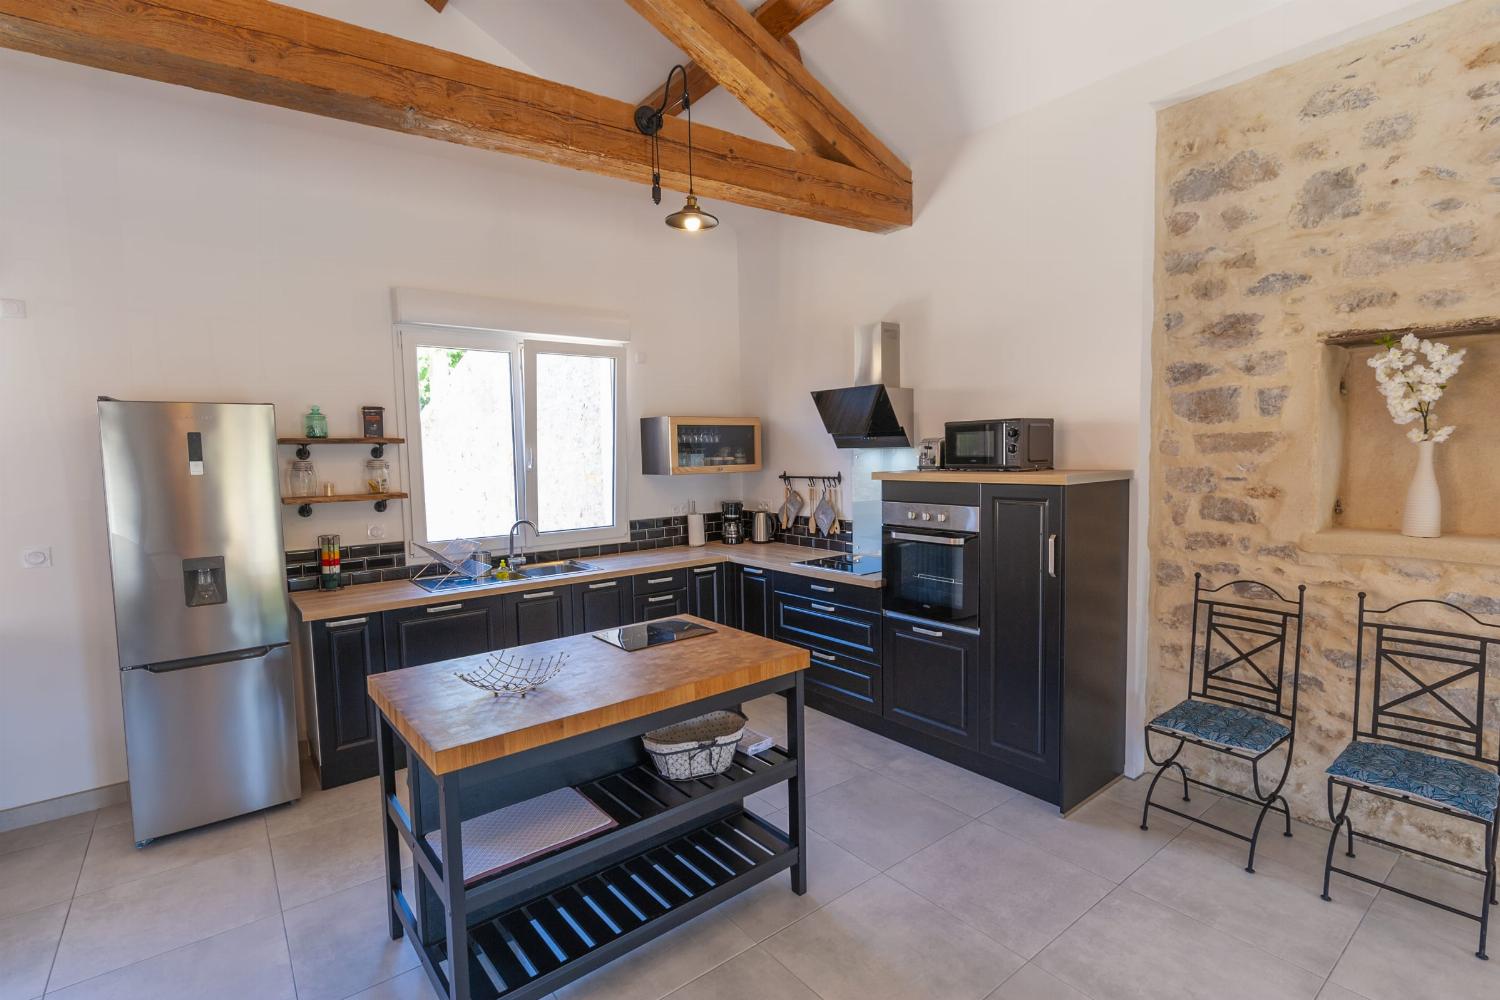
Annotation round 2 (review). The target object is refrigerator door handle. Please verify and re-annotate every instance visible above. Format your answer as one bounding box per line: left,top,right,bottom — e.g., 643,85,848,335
131,644,282,674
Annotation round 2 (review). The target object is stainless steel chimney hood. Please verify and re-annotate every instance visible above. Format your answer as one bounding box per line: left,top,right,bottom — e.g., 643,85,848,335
810,322,914,448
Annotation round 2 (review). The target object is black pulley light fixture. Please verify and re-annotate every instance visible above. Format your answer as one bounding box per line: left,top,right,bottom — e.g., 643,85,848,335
635,64,719,232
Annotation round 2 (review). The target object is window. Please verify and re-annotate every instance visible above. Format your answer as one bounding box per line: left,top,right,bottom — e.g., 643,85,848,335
397,325,626,551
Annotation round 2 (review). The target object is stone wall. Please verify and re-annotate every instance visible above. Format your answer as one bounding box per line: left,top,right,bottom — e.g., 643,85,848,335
1151,0,1500,856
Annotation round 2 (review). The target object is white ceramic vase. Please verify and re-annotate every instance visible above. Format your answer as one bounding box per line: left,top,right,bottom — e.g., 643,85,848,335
1402,439,1441,538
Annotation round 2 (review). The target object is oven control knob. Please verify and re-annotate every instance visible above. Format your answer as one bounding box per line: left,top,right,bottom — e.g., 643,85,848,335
1006,443,1018,453
1006,426,1021,439
921,512,932,521
936,513,948,522
906,510,917,520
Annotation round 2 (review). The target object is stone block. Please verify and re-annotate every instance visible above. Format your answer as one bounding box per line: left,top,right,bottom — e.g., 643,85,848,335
1345,223,1477,275
1171,386,1241,424
1194,431,1280,453
1199,495,1260,524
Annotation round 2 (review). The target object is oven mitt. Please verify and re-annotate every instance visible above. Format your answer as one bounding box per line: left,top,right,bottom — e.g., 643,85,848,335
814,487,836,537
783,484,804,528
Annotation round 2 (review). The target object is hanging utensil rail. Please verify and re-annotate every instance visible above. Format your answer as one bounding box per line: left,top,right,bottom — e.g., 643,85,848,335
778,472,842,486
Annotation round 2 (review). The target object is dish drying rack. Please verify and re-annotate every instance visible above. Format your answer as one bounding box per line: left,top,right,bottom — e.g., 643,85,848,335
411,538,493,590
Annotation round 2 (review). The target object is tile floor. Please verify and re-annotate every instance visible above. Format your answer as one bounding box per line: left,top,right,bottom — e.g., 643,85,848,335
3,695,1498,1000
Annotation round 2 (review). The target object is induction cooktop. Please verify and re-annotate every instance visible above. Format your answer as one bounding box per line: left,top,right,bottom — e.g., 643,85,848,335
594,619,717,652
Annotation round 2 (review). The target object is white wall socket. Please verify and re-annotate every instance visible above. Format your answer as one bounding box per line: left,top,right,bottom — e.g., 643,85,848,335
21,547,52,568
0,299,26,320
367,524,386,539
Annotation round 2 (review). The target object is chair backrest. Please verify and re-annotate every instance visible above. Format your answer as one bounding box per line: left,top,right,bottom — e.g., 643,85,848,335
1354,594,1500,768
1187,574,1306,727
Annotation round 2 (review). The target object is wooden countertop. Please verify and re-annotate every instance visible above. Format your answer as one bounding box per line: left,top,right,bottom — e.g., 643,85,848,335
366,617,808,775
291,541,880,622
873,469,1132,485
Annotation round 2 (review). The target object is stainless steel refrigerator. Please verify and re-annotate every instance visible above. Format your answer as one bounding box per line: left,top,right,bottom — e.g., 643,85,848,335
99,399,299,846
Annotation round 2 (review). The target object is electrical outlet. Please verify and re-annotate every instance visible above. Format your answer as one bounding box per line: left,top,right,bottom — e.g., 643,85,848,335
21,547,51,568
367,524,386,540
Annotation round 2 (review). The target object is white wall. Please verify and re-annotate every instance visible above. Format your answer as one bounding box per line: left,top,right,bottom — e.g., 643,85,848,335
735,0,1460,776
0,51,745,813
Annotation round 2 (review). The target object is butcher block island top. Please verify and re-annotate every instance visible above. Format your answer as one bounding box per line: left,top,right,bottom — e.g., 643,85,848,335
367,616,808,776
874,469,1132,485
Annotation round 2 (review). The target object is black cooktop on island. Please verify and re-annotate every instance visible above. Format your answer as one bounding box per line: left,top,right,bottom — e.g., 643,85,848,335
795,553,882,577
594,619,716,652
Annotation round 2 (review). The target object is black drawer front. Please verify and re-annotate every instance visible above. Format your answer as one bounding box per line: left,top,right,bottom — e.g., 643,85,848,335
773,594,881,661
634,588,689,621
774,572,881,613
804,644,881,713
633,568,689,596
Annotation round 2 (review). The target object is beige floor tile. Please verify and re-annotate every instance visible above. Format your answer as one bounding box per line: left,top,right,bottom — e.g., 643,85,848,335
44,915,294,1000
880,744,1022,817
986,962,1091,1000
1193,796,1400,886
265,772,384,841
1123,830,1373,976
739,696,789,743
0,900,67,1000
981,790,1179,883
745,745,868,814
1329,886,1500,999
1316,985,1370,1000
717,828,878,941
763,875,1024,1000
91,804,132,831
49,844,280,990
888,821,1113,959
345,967,442,1000
806,771,969,869
0,811,95,857
1036,888,1324,1000
75,812,267,896
663,945,818,1000
553,906,752,1000
1104,773,1220,821
1377,853,1494,936
271,808,403,911
803,712,912,769
283,872,421,1000
0,834,89,921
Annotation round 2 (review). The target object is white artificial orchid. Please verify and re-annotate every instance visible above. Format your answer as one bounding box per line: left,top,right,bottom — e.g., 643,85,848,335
1367,334,1465,443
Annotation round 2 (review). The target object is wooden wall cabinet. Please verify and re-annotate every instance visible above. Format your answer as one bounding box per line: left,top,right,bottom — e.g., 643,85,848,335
640,417,762,475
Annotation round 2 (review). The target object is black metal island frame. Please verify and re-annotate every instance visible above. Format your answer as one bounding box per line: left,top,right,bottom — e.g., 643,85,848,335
367,617,811,1000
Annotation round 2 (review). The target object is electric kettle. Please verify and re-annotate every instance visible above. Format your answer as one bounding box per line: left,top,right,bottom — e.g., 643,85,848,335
750,510,777,544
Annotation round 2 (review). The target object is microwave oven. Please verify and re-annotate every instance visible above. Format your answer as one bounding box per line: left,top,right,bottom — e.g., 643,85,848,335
943,418,1054,470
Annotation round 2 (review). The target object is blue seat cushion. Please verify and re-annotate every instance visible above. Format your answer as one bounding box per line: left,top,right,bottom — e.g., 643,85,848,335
1326,741,1500,821
1148,699,1290,755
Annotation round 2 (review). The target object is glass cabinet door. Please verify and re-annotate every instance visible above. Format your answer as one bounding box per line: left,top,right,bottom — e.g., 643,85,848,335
672,420,760,472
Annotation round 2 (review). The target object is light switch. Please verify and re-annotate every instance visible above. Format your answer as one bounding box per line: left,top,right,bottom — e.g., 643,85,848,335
21,547,51,568
0,299,25,319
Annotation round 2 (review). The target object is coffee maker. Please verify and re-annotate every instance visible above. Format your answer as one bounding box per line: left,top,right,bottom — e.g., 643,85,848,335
720,500,745,545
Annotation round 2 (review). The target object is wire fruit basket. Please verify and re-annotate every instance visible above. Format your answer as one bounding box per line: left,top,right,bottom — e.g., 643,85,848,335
642,711,748,780
455,650,569,697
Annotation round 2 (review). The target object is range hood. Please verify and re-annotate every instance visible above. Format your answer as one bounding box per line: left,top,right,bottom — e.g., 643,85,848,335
810,322,914,448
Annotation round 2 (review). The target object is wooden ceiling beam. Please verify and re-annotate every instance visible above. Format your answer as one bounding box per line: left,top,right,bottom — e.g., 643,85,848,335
625,0,908,183
637,0,823,116
424,0,447,11
0,0,909,232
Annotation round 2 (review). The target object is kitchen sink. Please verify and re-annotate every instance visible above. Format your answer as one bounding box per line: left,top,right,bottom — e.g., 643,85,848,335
513,559,599,579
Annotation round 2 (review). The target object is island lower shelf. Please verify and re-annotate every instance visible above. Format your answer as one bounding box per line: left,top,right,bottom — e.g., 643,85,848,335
400,809,793,1000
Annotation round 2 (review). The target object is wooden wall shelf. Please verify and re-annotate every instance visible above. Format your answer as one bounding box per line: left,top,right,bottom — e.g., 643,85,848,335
278,436,405,458
283,492,408,517
1321,317,1500,347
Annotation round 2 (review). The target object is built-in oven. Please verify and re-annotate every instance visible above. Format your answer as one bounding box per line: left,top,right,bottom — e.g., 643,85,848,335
881,501,980,625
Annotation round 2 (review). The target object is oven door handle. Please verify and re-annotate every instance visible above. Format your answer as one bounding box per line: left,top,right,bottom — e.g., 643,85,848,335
886,530,970,546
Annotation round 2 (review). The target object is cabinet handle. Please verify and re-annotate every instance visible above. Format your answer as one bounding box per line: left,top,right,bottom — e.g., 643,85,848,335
1047,534,1058,578
647,594,675,604
693,567,717,575
326,616,367,628
587,581,617,590
810,650,836,662
810,602,836,614
810,584,835,593
425,603,463,614
742,567,763,575
913,626,945,638
645,576,674,585
523,590,555,600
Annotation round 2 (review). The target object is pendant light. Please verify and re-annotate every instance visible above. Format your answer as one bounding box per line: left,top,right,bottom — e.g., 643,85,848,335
635,65,719,232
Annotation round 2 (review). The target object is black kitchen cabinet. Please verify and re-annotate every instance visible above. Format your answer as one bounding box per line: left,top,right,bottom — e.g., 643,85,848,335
501,587,574,645
634,588,689,621
571,577,633,633
686,564,726,623
383,595,508,670
774,581,883,715
309,612,386,788
729,565,773,635
884,616,980,750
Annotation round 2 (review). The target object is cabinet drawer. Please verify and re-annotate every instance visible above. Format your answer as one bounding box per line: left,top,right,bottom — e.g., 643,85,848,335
803,645,881,713
633,568,689,596
774,572,881,613
634,588,689,621
773,593,881,661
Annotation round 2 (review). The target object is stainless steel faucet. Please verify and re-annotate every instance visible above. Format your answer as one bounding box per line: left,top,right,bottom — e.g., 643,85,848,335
506,519,538,569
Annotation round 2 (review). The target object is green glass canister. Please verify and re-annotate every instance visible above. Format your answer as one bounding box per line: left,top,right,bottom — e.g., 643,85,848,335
304,405,328,438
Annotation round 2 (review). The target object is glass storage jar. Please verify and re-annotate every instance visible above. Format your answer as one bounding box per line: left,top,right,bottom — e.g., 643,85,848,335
303,405,328,438
365,458,390,494
289,460,317,497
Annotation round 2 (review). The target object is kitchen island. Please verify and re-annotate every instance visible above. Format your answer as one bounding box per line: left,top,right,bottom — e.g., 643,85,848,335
368,618,809,1000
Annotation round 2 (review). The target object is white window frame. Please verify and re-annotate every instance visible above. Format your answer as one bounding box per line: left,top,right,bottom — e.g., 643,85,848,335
394,323,628,556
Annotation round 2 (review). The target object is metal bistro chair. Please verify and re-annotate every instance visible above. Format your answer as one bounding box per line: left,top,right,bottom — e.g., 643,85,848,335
1141,574,1306,873
1320,594,1500,960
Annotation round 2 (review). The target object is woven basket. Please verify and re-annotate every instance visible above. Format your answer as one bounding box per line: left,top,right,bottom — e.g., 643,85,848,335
643,711,747,781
